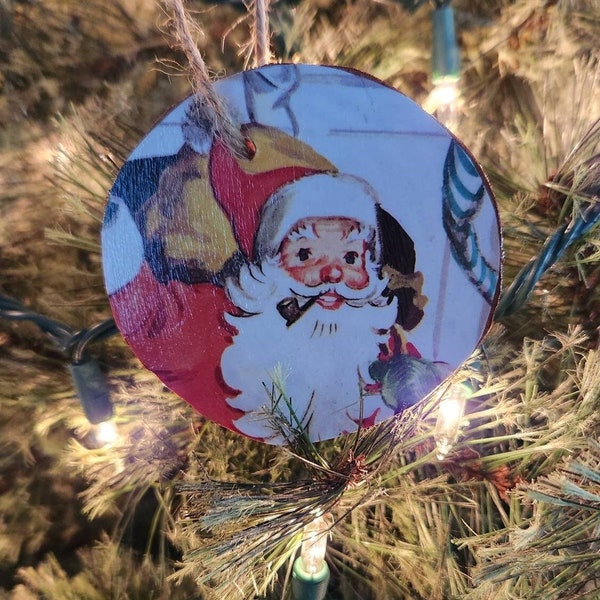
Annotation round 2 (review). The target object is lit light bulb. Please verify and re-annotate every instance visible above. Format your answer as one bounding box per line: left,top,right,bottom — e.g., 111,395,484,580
426,78,460,129
292,514,332,600
300,514,331,575
424,3,461,131
93,420,119,447
435,383,470,460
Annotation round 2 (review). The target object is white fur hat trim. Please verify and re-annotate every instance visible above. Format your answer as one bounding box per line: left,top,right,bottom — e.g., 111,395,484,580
253,173,381,261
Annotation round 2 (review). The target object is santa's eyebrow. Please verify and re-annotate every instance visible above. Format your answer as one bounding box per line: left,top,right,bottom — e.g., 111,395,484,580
345,223,368,242
287,223,317,241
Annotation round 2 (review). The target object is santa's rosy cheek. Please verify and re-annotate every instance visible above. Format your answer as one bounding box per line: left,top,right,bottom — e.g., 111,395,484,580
281,261,369,289
282,264,321,286
345,267,369,289
302,268,325,287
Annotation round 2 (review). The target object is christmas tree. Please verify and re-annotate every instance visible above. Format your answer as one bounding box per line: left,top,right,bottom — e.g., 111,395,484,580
1,1,599,598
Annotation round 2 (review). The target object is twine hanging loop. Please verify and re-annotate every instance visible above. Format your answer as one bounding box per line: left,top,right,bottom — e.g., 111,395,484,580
164,0,248,157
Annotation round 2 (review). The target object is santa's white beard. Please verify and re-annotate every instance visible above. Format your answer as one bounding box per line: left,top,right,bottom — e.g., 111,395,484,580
221,260,398,443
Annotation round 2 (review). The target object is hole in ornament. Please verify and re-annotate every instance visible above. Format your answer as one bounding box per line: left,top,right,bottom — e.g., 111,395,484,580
244,137,257,159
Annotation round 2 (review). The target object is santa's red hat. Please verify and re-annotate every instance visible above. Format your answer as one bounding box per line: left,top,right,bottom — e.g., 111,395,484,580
253,173,382,263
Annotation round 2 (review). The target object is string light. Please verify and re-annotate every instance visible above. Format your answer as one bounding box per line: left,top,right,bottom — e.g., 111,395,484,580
435,382,470,460
0,292,117,425
292,514,332,600
424,2,461,130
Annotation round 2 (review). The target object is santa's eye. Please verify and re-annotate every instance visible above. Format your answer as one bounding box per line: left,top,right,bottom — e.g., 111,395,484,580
344,251,359,265
297,248,311,261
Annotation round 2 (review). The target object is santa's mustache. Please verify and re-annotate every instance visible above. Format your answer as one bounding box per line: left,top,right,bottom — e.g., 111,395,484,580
290,282,377,305
224,257,390,319
278,270,391,326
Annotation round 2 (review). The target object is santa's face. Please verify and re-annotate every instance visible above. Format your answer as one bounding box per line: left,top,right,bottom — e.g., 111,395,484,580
279,217,369,310
222,215,396,443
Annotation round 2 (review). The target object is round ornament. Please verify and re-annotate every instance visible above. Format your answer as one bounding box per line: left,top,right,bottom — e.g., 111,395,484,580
102,64,501,444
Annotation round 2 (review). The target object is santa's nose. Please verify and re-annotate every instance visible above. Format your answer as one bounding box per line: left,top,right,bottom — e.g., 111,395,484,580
320,263,344,284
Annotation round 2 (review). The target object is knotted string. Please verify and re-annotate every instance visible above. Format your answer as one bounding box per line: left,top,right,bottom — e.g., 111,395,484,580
163,0,250,157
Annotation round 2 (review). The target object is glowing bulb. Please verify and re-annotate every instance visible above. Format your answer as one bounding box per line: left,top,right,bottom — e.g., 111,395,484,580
427,4,461,131
435,383,469,460
292,514,332,600
300,515,331,575
93,420,119,447
424,78,460,130
432,79,459,105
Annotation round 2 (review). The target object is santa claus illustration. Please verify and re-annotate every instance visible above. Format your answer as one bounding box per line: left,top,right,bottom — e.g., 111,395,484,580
103,65,500,446
221,173,405,442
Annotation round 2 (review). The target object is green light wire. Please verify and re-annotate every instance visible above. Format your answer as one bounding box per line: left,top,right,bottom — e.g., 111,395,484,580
0,293,118,423
495,203,600,319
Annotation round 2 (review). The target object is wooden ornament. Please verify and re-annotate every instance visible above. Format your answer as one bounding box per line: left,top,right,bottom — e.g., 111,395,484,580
102,64,501,444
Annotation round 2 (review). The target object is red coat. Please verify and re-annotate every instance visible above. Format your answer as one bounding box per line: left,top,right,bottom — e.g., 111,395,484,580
111,262,244,431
